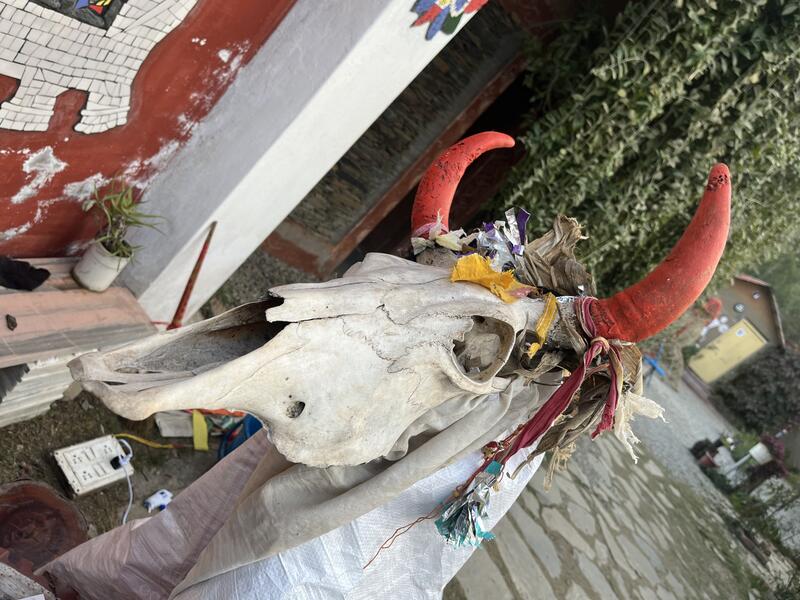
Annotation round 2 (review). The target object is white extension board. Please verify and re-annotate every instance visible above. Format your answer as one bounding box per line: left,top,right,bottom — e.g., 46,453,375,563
53,435,133,496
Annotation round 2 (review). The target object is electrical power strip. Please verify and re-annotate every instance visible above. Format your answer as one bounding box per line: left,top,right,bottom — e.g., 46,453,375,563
53,435,133,496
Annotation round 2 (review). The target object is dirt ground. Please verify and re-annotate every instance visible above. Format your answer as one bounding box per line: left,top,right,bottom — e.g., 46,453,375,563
0,392,218,537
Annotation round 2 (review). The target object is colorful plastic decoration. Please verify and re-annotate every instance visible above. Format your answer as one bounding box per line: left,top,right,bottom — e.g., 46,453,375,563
75,0,113,15
411,0,489,40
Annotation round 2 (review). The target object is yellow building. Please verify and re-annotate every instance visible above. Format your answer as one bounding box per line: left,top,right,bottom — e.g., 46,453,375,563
689,275,785,384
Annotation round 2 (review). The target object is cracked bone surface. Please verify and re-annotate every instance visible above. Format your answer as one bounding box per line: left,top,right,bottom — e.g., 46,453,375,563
71,253,572,467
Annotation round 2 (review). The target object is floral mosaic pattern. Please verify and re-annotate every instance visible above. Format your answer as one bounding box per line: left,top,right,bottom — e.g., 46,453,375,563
411,0,488,39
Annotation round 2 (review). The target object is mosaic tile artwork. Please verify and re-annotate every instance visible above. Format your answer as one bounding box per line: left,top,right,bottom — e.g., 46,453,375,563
31,0,127,29
0,0,200,133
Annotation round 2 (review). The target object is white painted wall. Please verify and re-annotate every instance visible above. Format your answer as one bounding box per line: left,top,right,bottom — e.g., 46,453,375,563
120,0,476,321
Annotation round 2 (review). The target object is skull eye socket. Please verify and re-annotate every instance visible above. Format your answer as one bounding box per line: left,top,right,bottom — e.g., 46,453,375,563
452,316,515,384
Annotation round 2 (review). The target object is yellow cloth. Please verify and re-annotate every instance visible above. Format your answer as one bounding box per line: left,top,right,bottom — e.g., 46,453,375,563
450,254,533,303
192,410,209,451
527,293,558,358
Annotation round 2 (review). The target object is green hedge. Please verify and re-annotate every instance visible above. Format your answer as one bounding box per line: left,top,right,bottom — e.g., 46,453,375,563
711,347,800,431
496,0,800,296
756,252,800,343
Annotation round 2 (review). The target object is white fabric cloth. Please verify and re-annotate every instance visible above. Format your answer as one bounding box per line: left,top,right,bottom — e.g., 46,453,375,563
43,420,546,600
173,443,542,600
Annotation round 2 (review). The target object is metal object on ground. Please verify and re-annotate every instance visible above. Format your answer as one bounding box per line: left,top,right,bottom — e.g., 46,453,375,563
0,481,87,571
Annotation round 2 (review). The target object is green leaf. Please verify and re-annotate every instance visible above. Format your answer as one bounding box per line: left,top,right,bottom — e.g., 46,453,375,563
497,0,800,297
85,180,166,258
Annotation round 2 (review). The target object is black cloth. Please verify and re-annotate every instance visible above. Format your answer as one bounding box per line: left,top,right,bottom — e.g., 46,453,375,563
0,256,50,291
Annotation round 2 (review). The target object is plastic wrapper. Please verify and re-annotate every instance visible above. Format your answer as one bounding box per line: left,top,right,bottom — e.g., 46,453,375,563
474,208,528,272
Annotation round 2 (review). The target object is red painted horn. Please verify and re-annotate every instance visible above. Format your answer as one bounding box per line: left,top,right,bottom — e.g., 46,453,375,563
590,164,732,342
411,132,515,237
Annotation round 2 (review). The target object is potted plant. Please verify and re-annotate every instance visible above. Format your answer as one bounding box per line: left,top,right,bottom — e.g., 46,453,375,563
72,181,162,292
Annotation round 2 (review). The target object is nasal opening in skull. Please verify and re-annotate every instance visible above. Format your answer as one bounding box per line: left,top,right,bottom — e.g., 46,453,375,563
135,300,283,373
81,298,287,391
453,316,514,383
286,401,305,418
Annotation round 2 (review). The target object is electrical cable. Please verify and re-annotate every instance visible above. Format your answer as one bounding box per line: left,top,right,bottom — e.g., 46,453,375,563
114,433,191,450
116,438,134,525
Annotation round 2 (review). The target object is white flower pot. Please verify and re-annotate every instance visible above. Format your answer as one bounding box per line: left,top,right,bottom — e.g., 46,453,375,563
748,442,773,466
72,242,130,292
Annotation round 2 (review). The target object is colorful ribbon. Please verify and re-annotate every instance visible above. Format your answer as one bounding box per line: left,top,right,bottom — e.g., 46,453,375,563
436,296,625,546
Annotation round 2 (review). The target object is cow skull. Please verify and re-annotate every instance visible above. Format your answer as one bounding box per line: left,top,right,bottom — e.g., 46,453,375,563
72,254,574,466
70,133,731,467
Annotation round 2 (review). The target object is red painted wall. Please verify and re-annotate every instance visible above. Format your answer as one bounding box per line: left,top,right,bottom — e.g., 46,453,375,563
0,0,295,258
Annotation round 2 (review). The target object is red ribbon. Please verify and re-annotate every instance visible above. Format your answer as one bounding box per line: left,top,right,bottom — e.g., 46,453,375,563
506,338,612,457
454,297,624,502
495,297,621,465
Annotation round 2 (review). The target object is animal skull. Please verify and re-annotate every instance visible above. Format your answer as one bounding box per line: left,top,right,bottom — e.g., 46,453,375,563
70,132,731,467
72,253,566,466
